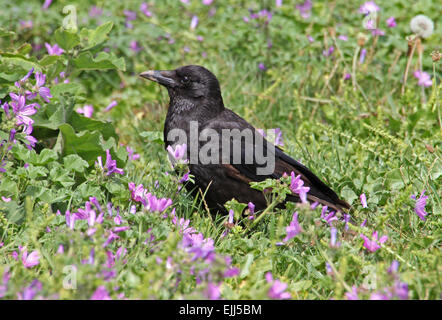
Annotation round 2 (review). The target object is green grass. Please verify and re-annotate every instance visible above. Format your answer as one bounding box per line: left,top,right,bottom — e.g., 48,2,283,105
0,0,440,300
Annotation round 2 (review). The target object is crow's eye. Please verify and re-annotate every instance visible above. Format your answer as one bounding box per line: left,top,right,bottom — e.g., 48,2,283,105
181,76,190,84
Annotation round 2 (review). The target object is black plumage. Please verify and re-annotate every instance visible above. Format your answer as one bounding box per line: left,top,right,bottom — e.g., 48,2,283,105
140,65,350,213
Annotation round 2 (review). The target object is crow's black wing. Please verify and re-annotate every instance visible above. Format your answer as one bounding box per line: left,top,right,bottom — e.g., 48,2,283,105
203,111,350,211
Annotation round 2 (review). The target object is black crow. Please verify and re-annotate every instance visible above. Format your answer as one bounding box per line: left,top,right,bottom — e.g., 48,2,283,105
140,65,350,213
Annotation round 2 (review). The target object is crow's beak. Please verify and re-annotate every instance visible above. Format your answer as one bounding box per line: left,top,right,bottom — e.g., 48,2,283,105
139,70,177,87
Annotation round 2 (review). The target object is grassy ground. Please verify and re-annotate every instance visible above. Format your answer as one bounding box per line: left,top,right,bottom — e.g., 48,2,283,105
0,0,440,299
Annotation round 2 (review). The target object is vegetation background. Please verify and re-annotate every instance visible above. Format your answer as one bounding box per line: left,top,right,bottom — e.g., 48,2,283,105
0,0,440,300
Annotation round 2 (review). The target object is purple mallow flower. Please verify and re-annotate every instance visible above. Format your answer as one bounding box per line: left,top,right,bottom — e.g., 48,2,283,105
89,5,103,17
9,94,39,134
42,0,52,10
130,41,141,53
126,146,140,161
204,282,220,300
388,260,399,274
345,286,359,300
290,172,310,203
45,43,64,56
21,248,40,268
330,227,338,247
323,46,334,57
104,100,117,112
248,202,255,220
96,150,124,176
360,231,388,252
321,206,338,225
17,280,42,300
265,272,291,299
19,20,33,29
76,105,94,118
91,286,111,300
359,48,367,64
283,212,301,242
359,1,380,15
140,2,152,17
0,268,10,298
190,15,199,30
167,143,188,164
360,193,368,208
371,29,385,36
411,190,429,221
413,71,432,87
15,68,34,88
296,0,312,19
32,72,52,103
104,150,124,175
54,71,69,84
145,193,173,213
386,17,397,28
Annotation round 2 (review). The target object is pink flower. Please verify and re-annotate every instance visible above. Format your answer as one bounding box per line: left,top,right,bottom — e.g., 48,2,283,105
265,272,291,299
126,146,140,161
42,0,52,10
289,172,310,203
128,182,146,203
45,43,64,56
104,100,117,112
204,282,220,300
360,231,388,252
386,17,397,28
359,1,380,14
411,190,429,221
283,212,302,242
345,286,359,300
91,286,111,300
167,143,188,164
190,15,199,30
413,71,432,87
21,249,40,268
76,105,94,118
140,2,152,17
360,193,368,208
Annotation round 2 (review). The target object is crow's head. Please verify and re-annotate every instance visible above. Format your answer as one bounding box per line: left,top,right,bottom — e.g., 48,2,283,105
140,65,222,99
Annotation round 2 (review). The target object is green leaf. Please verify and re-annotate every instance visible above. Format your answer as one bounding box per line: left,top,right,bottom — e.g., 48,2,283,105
50,82,83,98
385,168,407,190
58,123,117,165
140,131,164,144
340,186,358,205
80,21,114,49
54,27,80,51
39,55,60,67
70,112,119,142
240,253,254,279
50,167,75,187
0,53,42,72
73,51,126,71
35,149,58,165
0,27,15,37
63,154,89,173
291,280,312,291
